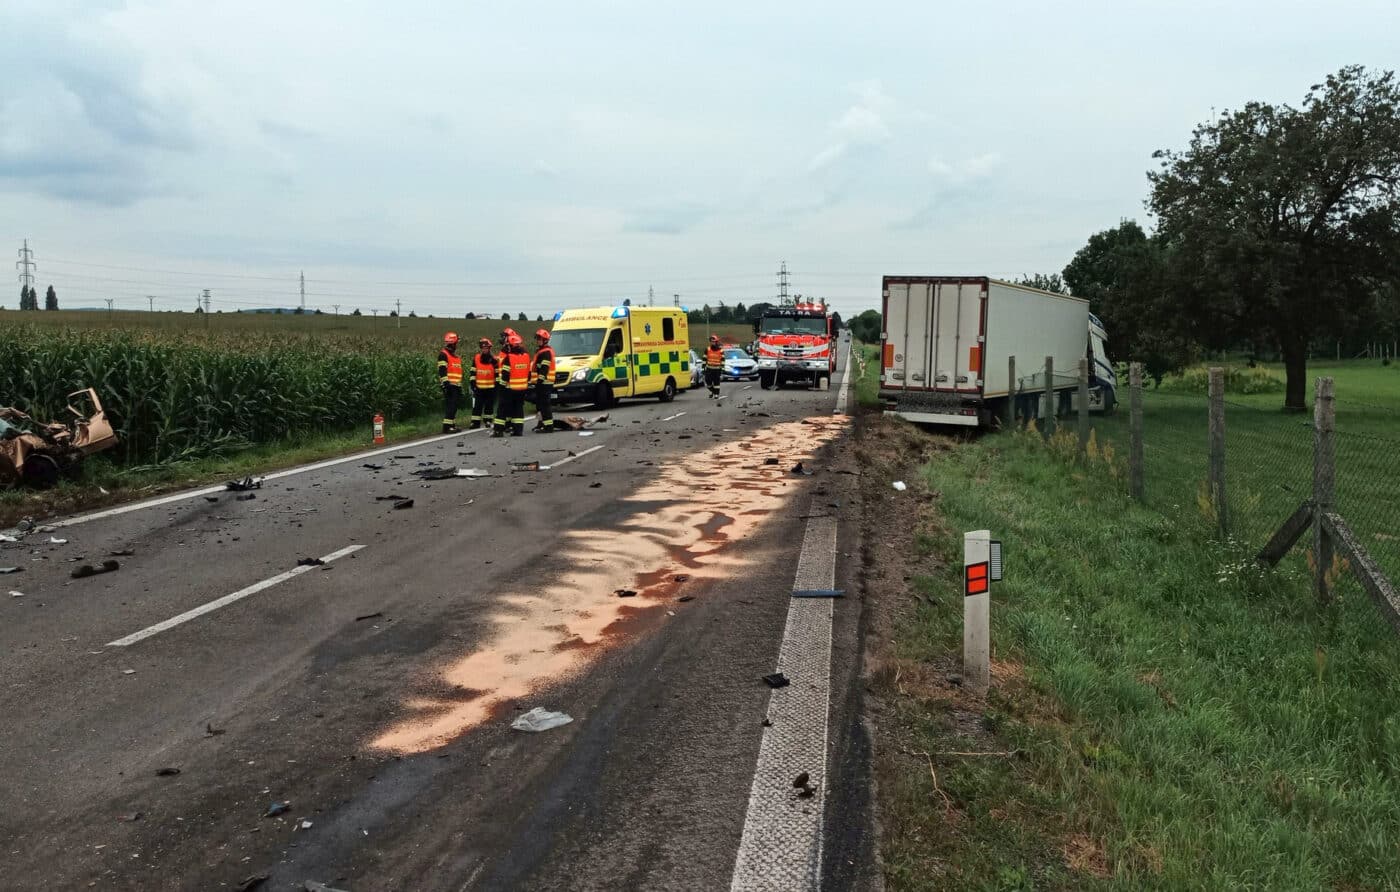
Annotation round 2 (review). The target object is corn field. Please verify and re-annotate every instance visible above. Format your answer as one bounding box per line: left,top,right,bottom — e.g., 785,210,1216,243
0,325,436,464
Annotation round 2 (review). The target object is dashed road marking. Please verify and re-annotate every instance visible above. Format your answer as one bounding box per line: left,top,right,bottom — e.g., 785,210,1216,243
544,444,605,470
106,544,366,647
730,351,853,891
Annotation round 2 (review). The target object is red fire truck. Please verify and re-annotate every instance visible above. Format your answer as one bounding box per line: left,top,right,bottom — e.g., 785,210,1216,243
754,302,837,391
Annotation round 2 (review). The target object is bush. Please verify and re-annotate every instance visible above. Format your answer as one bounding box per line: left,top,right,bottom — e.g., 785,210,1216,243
1158,364,1285,394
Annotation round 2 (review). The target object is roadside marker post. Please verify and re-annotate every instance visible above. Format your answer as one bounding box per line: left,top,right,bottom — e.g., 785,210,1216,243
963,529,997,695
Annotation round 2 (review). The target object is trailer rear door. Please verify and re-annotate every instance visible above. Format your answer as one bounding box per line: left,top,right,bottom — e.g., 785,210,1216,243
932,281,985,393
883,280,934,389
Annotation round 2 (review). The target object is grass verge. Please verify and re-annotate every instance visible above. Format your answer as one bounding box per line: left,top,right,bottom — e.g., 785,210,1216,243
0,412,445,528
867,417,1400,891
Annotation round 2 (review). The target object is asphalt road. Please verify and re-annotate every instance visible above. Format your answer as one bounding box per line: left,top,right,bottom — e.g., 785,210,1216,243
0,339,873,891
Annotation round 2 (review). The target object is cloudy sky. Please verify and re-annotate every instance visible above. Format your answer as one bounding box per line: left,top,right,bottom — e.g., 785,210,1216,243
3,0,1398,317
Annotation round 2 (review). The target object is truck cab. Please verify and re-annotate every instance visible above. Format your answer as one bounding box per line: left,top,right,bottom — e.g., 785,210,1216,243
754,302,836,391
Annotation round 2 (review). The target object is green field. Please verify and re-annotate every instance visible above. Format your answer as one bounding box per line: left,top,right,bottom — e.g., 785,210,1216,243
876,421,1400,890
1088,359,1400,584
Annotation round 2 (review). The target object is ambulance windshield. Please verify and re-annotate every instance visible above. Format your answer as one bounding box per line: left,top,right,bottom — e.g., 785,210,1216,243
550,327,607,357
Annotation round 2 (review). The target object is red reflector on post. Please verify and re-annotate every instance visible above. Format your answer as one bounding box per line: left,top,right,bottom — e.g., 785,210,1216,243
965,561,989,596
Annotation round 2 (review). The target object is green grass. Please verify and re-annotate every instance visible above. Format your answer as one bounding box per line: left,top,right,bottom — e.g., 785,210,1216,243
880,426,1400,890
1090,359,1400,582
855,343,880,407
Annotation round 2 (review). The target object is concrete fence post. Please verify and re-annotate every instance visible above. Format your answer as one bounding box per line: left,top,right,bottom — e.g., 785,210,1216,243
1313,376,1337,604
1042,356,1054,441
1077,357,1090,461
1129,362,1144,501
1006,355,1017,429
1208,367,1228,536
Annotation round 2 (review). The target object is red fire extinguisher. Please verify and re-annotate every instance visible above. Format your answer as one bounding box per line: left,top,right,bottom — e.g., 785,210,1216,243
372,412,385,445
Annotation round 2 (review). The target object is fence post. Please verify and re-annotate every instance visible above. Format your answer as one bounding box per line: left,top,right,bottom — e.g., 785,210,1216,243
1129,362,1144,501
1077,357,1090,461
1006,355,1017,429
1208,367,1228,536
1313,376,1336,604
1042,355,1054,441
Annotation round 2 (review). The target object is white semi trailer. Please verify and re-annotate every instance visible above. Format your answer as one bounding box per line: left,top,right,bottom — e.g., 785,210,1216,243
878,276,1115,427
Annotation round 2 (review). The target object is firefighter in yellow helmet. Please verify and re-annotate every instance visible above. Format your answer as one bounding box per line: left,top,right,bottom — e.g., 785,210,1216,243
530,328,556,433
437,332,463,433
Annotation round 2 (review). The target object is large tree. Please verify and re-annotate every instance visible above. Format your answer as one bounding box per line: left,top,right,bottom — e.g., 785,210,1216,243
1064,221,1198,386
1148,65,1400,409
44,285,58,310
1015,273,1068,294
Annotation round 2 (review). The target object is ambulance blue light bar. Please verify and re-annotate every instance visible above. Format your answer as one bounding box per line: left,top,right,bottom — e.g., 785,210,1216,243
612,306,629,318
552,311,563,321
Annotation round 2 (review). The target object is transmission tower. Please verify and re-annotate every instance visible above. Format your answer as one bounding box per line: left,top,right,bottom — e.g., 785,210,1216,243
15,239,36,291
648,285,654,307
777,260,791,306
299,271,306,310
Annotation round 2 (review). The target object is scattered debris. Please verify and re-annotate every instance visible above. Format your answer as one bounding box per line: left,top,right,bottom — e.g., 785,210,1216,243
678,434,692,440
793,771,810,788
892,480,907,491
204,496,220,503
71,559,120,579
108,548,135,557
48,536,68,545
354,611,384,622
374,495,407,501
0,534,16,542
762,672,791,689
16,518,33,532
762,718,773,727
9,590,24,598
362,463,384,471
304,880,348,892
510,461,541,472
225,476,262,492
511,707,574,732
236,874,270,892
615,589,637,598
116,811,143,822
204,723,226,738
763,457,779,466
296,557,325,567
121,669,136,675
0,566,20,574
299,820,313,830
392,499,414,510
673,574,691,583
264,801,291,818
155,767,181,777
791,462,813,476
235,493,257,502
588,482,602,488
678,596,695,603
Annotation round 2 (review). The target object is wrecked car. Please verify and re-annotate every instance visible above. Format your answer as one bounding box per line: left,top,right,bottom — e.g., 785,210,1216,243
0,389,117,488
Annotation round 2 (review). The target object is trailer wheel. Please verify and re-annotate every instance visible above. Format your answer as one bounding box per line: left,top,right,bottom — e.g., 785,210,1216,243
658,377,677,402
759,371,775,390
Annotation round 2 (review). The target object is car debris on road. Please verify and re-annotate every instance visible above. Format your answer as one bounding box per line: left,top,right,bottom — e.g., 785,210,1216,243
511,707,573,732
225,476,263,492
0,389,117,489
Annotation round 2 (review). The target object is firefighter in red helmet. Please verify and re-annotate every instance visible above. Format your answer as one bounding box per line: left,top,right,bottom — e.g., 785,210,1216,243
493,331,532,437
437,332,463,432
469,337,498,430
530,328,556,433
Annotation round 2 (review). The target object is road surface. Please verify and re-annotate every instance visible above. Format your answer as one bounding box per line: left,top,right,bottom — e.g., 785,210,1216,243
0,341,874,891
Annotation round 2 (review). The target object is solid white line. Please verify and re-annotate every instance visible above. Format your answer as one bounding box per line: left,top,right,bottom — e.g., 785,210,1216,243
731,512,838,891
660,411,687,422
834,344,854,416
544,444,605,470
106,544,366,647
40,426,498,532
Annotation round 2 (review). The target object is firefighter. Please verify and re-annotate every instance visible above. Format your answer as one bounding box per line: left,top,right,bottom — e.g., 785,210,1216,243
704,334,724,398
469,337,498,430
530,328,556,433
492,332,532,437
437,332,464,433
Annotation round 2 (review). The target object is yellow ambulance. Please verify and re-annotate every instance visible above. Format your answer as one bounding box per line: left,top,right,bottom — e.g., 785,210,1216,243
548,306,692,406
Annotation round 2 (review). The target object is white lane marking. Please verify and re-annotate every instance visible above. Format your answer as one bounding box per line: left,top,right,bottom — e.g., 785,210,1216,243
731,511,838,891
543,444,605,470
660,411,687,422
740,385,753,391
106,544,366,647
834,344,854,416
38,424,505,532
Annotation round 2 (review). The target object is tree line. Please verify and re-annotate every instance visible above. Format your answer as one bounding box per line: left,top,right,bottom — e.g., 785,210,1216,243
15,285,59,311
